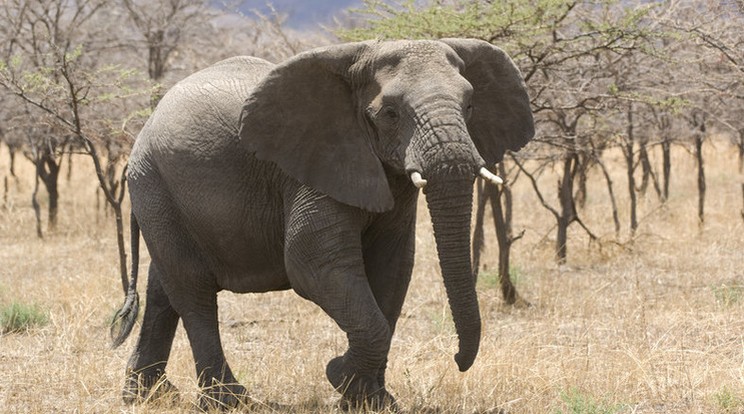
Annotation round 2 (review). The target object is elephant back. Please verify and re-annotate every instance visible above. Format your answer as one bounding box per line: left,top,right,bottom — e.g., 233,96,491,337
129,56,275,180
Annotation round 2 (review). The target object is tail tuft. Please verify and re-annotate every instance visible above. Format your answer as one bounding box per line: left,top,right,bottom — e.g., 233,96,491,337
110,289,139,348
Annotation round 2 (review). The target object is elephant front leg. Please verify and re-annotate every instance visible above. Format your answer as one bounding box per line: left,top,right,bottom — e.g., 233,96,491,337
284,202,397,410
363,196,417,390
289,260,397,410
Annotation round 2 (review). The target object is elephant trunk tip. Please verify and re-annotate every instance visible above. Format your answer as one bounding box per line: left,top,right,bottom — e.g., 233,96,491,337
455,352,476,372
454,319,480,372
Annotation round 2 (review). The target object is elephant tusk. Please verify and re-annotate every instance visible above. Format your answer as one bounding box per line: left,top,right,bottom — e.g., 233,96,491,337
479,167,503,185
410,171,428,189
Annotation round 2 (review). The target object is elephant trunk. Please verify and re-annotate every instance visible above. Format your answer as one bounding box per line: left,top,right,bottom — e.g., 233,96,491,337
423,171,481,371
405,101,485,371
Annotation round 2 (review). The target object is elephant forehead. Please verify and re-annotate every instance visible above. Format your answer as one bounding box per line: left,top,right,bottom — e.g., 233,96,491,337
376,41,458,68
401,41,442,58
404,42,449,64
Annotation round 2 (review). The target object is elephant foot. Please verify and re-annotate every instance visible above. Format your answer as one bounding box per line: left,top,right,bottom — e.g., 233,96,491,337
197,381,251,412
326,356,398,412
123,371,179,405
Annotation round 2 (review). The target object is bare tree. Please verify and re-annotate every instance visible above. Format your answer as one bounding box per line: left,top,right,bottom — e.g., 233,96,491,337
118,0,220,105
25,123,70,233
472,163,527,305
661,0,744,222
0,0,149,291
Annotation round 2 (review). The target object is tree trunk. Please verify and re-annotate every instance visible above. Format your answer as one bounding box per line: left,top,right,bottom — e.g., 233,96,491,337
3,176,7,210
32,171,43,239
625,104,638,235
472,165,525,305
489,179,521,305
740,183,744,223
66,150,74,181
36,151,61,231
113,202,129,293
738,129,744,174
694,130,706,224
596,156,621,236
75,134,130,294
661,139,671,202
47,176,59,230
638,136,651,197
471,179,487,283
8,148,17,178
95,187,101,224
637,134,662,200
556,155,576,264
740,130,744,223
574,154,589,209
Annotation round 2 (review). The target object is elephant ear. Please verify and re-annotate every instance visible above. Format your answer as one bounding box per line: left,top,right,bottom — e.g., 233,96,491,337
239,42,394,212
440,38,535,165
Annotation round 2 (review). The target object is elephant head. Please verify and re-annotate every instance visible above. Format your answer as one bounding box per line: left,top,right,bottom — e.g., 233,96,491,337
239,39,534,371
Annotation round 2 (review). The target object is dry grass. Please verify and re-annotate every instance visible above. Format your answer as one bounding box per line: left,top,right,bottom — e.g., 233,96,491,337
0,139,742,413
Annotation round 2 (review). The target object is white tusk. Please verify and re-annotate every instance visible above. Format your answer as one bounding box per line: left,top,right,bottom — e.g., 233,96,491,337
410,171,428,189
479,167,503,185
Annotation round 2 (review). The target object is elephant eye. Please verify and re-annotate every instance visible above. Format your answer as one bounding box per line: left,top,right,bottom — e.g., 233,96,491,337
383,106,399,120
465,104,473,120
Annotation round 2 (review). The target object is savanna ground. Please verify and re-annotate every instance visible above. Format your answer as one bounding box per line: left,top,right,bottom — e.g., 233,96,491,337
0,139,742,414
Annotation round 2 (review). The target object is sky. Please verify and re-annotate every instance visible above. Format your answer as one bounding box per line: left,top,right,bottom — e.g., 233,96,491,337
237,0,365,29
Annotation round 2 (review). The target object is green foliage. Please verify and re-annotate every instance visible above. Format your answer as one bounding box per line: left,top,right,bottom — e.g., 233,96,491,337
96,66,148,102
478,270,500,290
428,307,455,334
478,266,523,290
712,387,744,413
65,45,84,64
607,88,690,112
338,0,577,52
712,282,744,307
655,96,689,113
0,301,49,334
1,44,152,145
336,0,640,56
555,388,627,414
0,54,22,74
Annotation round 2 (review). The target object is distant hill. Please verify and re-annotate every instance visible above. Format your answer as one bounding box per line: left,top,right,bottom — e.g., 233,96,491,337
237,0,365,29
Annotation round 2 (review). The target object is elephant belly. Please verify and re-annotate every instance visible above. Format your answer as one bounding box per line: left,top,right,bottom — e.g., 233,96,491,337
213,238,290,293
218,267,291,293
190,207,290,294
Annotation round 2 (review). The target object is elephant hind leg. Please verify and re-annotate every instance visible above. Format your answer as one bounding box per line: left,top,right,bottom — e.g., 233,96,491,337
132,188,249,410
124,262,180,404
178,291,250,411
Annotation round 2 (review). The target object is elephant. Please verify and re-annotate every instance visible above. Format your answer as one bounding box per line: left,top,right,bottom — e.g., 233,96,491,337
110,38,534,410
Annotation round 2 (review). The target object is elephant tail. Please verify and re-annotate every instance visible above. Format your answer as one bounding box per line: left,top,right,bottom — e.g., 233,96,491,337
110,211,141,348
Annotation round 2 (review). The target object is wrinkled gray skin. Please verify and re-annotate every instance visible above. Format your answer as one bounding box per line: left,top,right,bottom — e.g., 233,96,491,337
113,39,534,410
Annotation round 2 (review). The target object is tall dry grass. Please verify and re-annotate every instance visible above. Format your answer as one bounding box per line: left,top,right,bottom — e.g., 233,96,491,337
0,139,742,413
